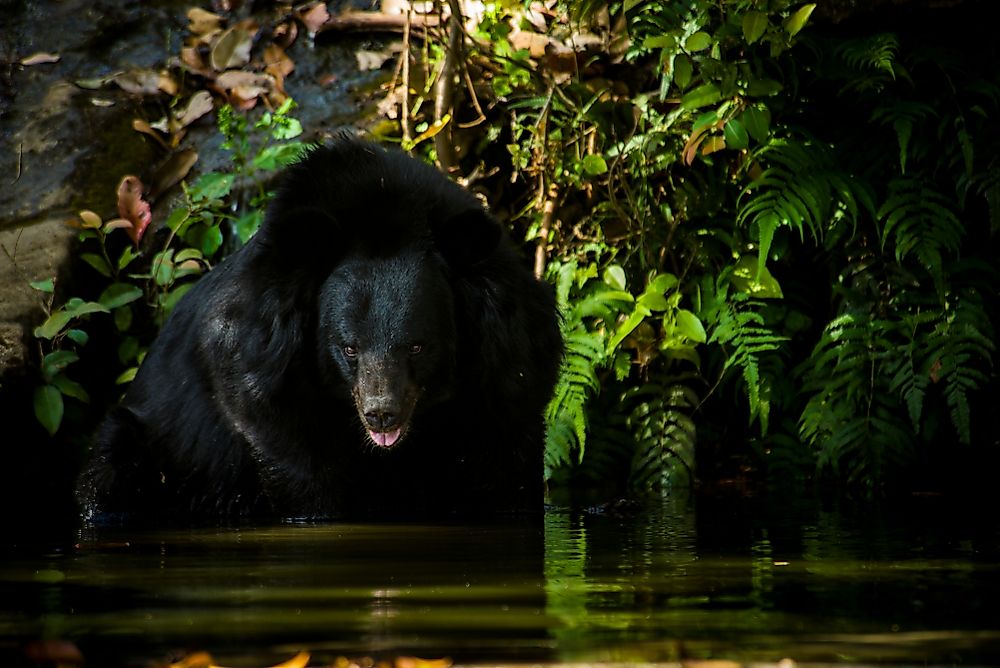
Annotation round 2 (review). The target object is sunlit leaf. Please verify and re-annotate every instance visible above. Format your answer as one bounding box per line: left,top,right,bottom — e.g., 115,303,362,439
581,154,608,176
115,367,138,385
784,3,816,37
30,278,54,293
34,311,72,339
684,31,712,52
676,309,707,343
602,264,627,290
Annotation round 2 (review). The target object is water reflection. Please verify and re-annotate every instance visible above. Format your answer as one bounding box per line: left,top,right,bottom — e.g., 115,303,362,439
2,501,1000,666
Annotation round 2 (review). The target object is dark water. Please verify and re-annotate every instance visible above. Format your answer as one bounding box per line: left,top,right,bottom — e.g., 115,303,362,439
3,499,1000,666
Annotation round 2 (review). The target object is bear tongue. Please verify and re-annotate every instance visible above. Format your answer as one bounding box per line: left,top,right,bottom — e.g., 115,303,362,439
369,428,402,448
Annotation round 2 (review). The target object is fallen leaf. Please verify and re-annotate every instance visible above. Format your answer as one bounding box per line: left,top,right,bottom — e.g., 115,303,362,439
148,149,199,198
264,43,295,78
299,2,330,35
271,651,311,668
210,26,254,71
89,98,115,107
75,74,118,89
187,7,224,35
395,658,452,668
21,52,61,66
132,119,170,149
179,46,215,78
214,70,274,108
113,69,175,96
273,21,299,48
174,90,214,128
355,48,395,71
116,176,152,246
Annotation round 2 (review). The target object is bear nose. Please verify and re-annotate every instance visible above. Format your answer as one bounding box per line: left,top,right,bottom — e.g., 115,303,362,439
364,409,399,431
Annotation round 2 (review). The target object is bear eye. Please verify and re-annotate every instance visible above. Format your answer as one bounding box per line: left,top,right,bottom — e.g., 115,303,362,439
343,344,358,358
409,343,423,355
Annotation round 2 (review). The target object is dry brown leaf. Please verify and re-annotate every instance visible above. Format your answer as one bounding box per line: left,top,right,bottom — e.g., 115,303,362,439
299,2,330,35
149,149,199,198
273,21,299,48
179,46,215,78
175,90,215,128
210,26,254,71
187,7,224,35
132,119,170,149
270,651,311,668
264,43,295,79
395,658,452,668
113,69,163,95
20,52,61,66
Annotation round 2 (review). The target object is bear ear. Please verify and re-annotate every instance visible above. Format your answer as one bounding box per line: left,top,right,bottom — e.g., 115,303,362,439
433,208,503,268
256,205,345,267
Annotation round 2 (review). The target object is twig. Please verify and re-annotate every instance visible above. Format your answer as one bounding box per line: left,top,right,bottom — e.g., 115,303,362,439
534,186,558,279
433,0,463,172
401,7,414,144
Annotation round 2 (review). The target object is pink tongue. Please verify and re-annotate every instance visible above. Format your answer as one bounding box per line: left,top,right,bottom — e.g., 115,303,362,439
369,428,402,447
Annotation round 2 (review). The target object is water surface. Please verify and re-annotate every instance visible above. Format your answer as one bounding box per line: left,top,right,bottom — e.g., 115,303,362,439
3,499,1000,666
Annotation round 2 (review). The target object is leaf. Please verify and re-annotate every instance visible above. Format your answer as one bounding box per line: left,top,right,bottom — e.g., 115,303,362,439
253,142,309,171
65,329,89,346
732,256,783,298
174,91,214,129
30,278,55,293
81,252,112,277
34,385,64,435
684,31,712,52
784,3,816,37
20,52,61,66
34,311,72,339
189,172,234,202
64,300,109,318
742,11,768,45
680,84,721,111
648,273,679,293
115,367,138,385
740,105,772,142
723,118,750,150
581,154,608,175
602,265,627,290
52,375,90,403
41,350,79,382
676,309,707,343
117,175,152,246
674,54,693,90
210,26,254,71
99,283,144,310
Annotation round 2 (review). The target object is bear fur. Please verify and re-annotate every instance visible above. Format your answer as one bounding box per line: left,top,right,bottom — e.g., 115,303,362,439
77,138,562,521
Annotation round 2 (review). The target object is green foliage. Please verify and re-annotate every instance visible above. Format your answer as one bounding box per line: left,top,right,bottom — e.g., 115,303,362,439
29,102,307,434
435,0,999,497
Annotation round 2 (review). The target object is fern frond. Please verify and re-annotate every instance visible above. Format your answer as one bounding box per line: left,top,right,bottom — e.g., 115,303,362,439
925,298,995,444
623,378,699,493
544,329,605,477
739,140,875,271
877,178,964,296
709,297,786,434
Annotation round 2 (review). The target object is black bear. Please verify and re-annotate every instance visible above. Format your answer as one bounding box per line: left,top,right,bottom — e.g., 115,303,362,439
77,138,562,521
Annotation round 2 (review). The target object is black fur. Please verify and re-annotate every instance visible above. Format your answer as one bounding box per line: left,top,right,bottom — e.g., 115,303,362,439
77,139,562,521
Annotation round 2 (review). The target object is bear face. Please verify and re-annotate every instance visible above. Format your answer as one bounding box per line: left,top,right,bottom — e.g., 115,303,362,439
317,249,457,448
